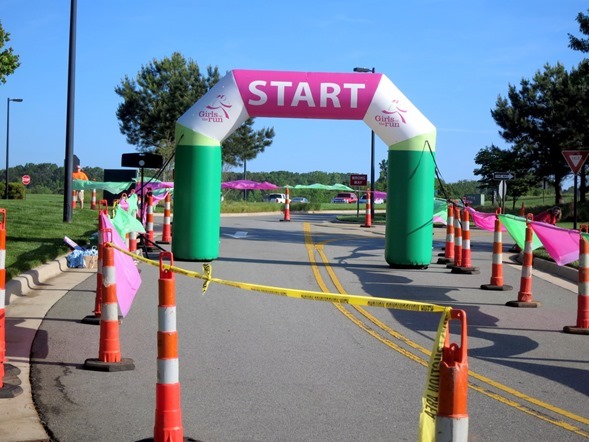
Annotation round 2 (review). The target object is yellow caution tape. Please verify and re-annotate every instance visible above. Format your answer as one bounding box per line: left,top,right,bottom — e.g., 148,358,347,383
106,241,451,441
107,241,448,312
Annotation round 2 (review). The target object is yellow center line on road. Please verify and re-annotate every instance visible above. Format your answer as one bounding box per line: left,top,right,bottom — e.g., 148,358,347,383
302,222,589,438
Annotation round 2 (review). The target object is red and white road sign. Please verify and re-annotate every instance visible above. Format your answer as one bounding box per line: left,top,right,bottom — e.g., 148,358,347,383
562,150,589,175
21,175,31,186
350,174,367,186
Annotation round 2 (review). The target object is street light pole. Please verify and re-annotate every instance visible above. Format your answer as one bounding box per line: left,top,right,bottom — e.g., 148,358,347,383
5,98,23,200
353,66,376,219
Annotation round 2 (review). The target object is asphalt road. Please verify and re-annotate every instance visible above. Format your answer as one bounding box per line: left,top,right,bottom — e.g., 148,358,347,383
25,213,589,441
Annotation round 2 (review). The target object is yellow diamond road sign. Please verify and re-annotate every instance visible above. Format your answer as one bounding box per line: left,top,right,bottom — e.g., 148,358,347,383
562,150,589,175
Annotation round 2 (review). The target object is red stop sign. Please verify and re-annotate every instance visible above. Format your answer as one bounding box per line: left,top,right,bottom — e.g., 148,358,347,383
22,175,30,186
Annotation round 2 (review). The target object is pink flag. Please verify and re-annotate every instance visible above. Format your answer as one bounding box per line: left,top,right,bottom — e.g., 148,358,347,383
465,207,506,232
529,221,579,266
100,213,142,317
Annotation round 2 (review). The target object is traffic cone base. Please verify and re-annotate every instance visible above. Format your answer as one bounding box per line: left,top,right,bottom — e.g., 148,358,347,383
480,283,513,291
80,315,101,325
505,300,540,308
451,266,480,275
83,357,135,372
563,326,589,335
437,257,454,265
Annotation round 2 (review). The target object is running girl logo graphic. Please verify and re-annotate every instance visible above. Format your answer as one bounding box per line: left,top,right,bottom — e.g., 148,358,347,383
376,99,408,127
200,94,233,122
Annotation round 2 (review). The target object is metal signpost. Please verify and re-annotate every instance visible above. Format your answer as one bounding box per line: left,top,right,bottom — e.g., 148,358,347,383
350,174,368,218
493,172,515,214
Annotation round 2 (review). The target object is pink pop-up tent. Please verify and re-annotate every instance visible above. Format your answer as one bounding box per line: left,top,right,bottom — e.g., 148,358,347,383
221,180,279,190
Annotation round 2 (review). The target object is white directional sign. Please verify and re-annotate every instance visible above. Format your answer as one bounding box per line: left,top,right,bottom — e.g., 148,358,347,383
493,172,515,180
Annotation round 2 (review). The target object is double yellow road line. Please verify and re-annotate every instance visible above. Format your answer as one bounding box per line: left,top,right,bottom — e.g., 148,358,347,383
302,222,589,439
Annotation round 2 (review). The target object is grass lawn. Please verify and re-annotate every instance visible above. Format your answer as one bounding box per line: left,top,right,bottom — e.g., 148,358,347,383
2,194,98,281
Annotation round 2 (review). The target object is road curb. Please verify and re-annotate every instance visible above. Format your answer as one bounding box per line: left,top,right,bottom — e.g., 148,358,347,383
6,256,69,301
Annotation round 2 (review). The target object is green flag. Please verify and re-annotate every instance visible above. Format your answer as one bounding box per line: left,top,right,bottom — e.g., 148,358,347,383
498,214,543,250
111,205,146,240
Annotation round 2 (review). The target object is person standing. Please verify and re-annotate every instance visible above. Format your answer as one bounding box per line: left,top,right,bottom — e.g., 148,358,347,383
72,165,89,208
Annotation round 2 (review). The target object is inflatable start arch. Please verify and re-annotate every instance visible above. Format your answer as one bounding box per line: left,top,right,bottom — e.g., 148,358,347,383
172,70,436,268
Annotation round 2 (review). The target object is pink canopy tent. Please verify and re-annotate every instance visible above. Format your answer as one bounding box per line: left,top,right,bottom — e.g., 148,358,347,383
221,180,279,190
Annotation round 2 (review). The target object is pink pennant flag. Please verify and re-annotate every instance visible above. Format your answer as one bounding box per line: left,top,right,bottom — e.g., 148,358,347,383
465,207,506,232
529,221,580,266
100,213,142,317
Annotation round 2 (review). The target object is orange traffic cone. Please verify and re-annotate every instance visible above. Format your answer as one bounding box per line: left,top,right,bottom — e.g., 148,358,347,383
452,208,479,274
564,226,589,334
157,193,172,244
437,203,455,264
436,309,469,440
447,206,462,268
84,234,135,372
0,209,23,398
281,188,291,222
481,209,513,291
362,189,372,228
146,195,155,243
506,215,540,308
154,252,185,441
90,188,97,210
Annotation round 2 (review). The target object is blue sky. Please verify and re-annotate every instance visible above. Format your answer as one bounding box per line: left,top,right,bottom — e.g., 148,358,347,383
0,1,587,184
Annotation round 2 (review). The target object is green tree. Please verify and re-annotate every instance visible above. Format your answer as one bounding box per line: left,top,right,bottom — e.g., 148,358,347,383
221,118,275,167
115,52,274,169
568,11,589,200
491,63,582,204
0,22,20,84
568,9,589,53
473,145,538,209
377,159,387,191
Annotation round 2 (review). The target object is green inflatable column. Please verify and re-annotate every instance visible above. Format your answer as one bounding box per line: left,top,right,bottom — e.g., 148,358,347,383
385,134,436,268
171,129,222,261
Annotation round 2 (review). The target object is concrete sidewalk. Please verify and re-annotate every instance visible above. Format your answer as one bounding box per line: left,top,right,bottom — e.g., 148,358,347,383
0,257,96,442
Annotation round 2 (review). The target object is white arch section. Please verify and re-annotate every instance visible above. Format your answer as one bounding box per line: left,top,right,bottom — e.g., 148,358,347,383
173,70,436,268
177,69,435,147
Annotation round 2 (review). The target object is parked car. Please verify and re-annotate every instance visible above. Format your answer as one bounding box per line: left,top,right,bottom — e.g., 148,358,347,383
359,194,385,204
264,193,287,203
331,192,358,204
291,197,309,203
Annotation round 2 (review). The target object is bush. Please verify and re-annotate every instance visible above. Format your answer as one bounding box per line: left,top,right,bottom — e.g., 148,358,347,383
0,182,26,199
